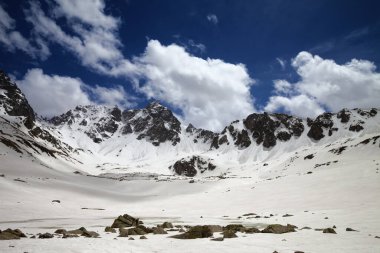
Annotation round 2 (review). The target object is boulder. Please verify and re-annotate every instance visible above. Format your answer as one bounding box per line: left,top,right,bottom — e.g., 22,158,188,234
105,226,116,233
261,224,296,234
223,230,237,238
171,226,213,239
39,233,54,239
162,222,174,229
323,228,336,234
111,214,141,228
152,227,168,234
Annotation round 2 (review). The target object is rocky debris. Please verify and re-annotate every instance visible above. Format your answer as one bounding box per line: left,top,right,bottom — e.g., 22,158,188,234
0,228,26,240
0,70,35,129
52,200,60,203
65,227,99,238
62,234,79,238
223,230,237,238
301,227,312,230
140,235,147,239
304,154,314,160
323,228,337,234
111,214,141,228
119,225,151,237
261,224,297,234
171,226,213,239
105,226,116,233
124,101,181,146
329,146,347,155
38,233,54,239
128,237,135,240
170,156,217,177
282,214,293,217
346,227,358,232
307,113,334,140
152,227,167,234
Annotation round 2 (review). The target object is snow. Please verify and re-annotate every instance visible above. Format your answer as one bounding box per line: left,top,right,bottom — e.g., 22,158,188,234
1,106,380,252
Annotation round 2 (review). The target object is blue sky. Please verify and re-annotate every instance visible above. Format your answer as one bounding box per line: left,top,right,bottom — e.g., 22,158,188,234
1,0,380,130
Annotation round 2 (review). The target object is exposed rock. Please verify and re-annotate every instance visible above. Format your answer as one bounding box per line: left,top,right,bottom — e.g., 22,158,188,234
52,200,61,203
337,109,351,123
152,227,167,234
304,154,314,160
349,124,364,132
123,101,181,146
235,130,251,148
111,214,141,228
171,226,213,239
323,228,336,234
140,235,147,239
105,226,116,233
54,229,67,234
39,233,54,239
206,225,223,233
0,70,35,129
307,113,334,140
161,222,174,229
224,224,245,233
346,227,358,232
0,228,26,240
261,224,296,234
223,230,238,238
171,156,216,177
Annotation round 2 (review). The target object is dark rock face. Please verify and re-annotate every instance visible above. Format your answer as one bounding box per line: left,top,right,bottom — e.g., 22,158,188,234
235,129,251,148
322,228,336,234
0,70,35,129
170,156,217,177
307,113,334,140
349,123,364,132
337,109,351,123
244,113,278,148
122,102,181,146
186,123,219,145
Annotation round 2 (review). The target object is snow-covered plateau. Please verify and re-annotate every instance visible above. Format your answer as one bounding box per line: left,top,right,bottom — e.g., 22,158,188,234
1,70,380,252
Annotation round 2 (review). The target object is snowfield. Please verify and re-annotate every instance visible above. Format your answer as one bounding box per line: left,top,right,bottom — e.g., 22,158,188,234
1,128,380,252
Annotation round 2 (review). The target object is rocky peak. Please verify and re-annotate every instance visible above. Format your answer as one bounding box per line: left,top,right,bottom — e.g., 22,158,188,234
50,105,122,143
121,101,181,146
0,70,35,129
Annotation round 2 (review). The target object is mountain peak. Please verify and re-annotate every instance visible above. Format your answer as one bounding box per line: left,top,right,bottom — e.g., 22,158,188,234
0,69,35,129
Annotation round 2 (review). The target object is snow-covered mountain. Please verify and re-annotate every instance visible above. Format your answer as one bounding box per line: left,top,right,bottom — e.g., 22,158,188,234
1,69,380,252
1,69,379,177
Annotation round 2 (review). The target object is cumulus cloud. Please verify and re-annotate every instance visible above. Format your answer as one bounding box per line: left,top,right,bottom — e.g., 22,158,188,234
133,40,255,131
0,4,50,59
17,68,133,117
265,51,380,117
206,14,218,25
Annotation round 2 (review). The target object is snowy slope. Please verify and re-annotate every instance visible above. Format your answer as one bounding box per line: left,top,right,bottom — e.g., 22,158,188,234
1,70,380,252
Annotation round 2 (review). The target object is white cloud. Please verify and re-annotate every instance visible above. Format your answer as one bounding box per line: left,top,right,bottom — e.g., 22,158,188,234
17,68,133,117
0,4,50,59
133,40,255,131
24,1,136,76
265,51,380,117
276,57,286,70
206,14,218,25
52,0,119,30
